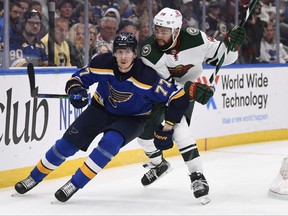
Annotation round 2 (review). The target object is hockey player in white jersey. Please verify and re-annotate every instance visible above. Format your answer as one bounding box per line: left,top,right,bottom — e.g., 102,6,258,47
137,7,245,204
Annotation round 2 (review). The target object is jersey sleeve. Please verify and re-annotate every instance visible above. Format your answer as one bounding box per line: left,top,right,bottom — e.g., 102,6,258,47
202,31,238,66
149,77,189,124
65,53,114,93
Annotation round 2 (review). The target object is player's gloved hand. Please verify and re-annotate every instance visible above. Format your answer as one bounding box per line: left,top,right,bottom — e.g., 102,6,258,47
154,125,174,150
69,86,88,109
184,81,214,105
224,25,246,52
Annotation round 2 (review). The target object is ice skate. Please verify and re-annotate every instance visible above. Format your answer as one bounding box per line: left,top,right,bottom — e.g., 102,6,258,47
141,159,172,186
54,180,79,202
190,172,210,205
14,176,38,194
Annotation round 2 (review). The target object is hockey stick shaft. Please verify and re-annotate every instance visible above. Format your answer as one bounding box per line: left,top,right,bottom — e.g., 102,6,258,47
209,0,260,84
27,63,87,100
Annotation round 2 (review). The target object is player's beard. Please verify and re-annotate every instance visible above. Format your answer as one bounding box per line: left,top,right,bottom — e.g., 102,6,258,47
156,39,173,51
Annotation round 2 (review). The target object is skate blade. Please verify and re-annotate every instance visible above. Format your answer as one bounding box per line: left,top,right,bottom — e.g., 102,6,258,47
268,190,288,200
11,191,24,197
11,192,19,197
50,199,63,204
199,195,210,205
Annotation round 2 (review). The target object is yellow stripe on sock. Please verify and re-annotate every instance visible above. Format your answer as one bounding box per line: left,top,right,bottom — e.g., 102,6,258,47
80,163,97,179
36,160,53,175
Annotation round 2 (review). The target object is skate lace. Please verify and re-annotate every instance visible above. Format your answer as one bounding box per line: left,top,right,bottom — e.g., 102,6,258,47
22,176,37,189
145,169,157,181
61,181,77,196
192,179,208,192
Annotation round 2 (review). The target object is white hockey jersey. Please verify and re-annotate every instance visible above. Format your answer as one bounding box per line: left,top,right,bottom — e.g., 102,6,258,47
141,27,239,87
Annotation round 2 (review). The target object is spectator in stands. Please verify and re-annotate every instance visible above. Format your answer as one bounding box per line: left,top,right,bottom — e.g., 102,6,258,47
162,0,182,11
67,23,85,68
280,8,288,48
0,1,3,18
137,15,150,50
258,0,276,24
239,2,265,63
88,24,98,60
118,0,134,20
181,0,199,29
117,19,138,38
9,9,48,67
0,1,22,43
259,22,288,63
17,0,29,18
205,0,223,37
73,3,96,25
128,0,147,25
90,0,120,26
57,0,77,28
103,7,121,28
41,18,72,66
95,16,117,53
28,0,49,37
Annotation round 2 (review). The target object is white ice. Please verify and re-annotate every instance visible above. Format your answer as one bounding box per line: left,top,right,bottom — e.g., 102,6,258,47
1,140,288,215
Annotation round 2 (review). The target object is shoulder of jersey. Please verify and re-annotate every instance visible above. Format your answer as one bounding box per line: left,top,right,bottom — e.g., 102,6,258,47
133,58,159,86
140,35,163,64
179,28,204,49
89,52,114,69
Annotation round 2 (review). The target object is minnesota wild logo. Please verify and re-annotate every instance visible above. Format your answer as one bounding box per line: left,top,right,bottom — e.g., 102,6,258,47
167,64,194,78
141,44,151,56
187,27,199,36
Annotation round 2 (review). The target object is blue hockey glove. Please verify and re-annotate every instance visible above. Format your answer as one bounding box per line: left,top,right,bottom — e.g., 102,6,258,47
224,25,246,52
184,81,214,105
154,125,174,150
69,86,88,109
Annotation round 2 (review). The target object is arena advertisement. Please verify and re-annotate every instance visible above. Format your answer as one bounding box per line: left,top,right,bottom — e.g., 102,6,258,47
190,65,288,138
0,65,288,171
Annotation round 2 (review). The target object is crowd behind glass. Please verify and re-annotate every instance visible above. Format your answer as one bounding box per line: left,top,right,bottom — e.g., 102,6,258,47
0,0,287,69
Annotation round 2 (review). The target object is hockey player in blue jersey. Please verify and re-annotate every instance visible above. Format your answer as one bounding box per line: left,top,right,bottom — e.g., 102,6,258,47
13,32,205,202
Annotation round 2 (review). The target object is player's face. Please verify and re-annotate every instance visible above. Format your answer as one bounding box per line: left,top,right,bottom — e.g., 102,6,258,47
114,48,136,73
154,25,173,47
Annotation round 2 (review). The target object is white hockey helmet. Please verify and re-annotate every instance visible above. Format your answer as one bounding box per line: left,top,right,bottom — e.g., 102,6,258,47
153,7,183,34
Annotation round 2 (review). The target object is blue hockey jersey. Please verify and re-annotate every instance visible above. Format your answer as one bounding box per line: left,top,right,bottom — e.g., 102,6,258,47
66,53,189,124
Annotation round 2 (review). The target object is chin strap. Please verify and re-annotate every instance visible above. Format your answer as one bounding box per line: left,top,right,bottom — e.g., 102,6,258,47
162,30,180,52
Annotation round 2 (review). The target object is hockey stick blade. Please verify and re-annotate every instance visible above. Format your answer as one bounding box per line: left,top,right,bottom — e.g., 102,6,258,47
26,63,87,101
209,0,260,84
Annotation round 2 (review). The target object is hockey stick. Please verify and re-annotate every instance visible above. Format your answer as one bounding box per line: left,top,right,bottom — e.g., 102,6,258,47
27,63,87,100
209,0,260,84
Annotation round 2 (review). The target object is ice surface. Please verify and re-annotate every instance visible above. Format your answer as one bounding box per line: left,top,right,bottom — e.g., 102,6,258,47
1,140,288,215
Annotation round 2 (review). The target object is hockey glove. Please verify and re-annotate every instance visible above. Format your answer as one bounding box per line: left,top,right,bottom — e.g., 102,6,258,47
154,125,174,150
69,86,88,109
224,25,246,52
184,81,214,105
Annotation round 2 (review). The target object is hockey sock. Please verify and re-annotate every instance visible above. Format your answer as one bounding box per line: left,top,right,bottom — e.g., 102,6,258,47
30,137,79,182
70,130,124,189
179,144,203,173
137,138,163,166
